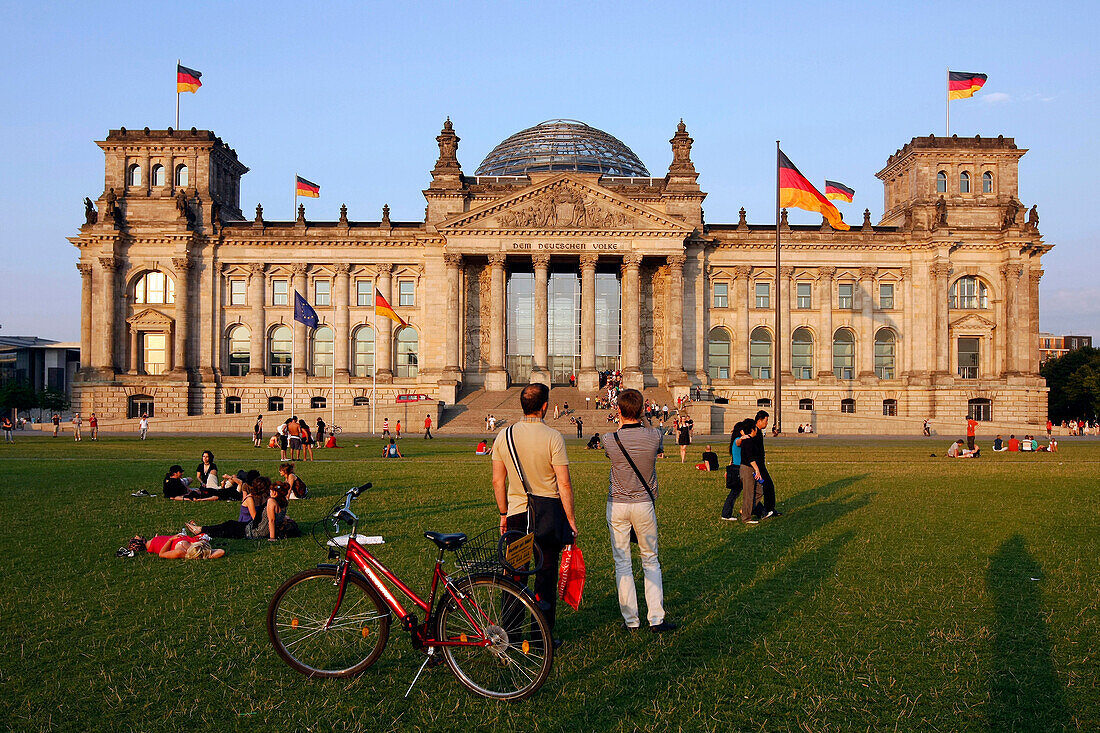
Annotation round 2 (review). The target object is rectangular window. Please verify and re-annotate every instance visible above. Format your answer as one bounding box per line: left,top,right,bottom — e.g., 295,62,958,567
712,282,728,308
272,279,288,306
958,337,980,379
879,283,894,309
399,280,415,307
838,282,854,309
356,280,373,307
796,282,812,309
314,279,331,306
142,332,166,376
229,279,246,306
754,282,770,309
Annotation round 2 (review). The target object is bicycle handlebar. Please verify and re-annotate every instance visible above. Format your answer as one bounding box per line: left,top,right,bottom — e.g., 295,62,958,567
334,482,372,524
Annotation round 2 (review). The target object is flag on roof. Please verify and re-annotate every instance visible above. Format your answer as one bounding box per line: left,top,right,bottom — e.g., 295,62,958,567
779,150,849,230
177,64,202,93
948,71,988,100
295,176,320,198
824,180,855,203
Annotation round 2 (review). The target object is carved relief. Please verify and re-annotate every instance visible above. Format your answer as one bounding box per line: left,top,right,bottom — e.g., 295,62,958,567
290,263,309,276
333,263,351,275
531,254,550,269
494,187,635,230
651,266,667,372
487,253,507,267
464,263,489,371
443,253,464,268
99,256,120,272
640,265,655,370
376,263,393,275
172,256,193,272
817,266,837,279
76,263,93,278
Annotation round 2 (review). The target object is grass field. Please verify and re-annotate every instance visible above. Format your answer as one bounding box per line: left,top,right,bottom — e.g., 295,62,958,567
1,432,1097,732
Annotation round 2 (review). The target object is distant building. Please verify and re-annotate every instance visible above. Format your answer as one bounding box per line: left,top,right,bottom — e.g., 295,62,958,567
0,336,81,398
1039,333,1093,364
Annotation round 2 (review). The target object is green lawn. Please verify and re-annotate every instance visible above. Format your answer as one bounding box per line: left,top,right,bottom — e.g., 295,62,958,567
1,433,1097,732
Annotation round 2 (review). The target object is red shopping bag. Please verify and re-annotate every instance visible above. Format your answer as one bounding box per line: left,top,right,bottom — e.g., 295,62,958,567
557,544,586,611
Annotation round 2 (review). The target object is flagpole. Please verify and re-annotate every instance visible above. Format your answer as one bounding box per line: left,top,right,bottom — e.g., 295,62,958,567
291,319,296,416
331,300,336,433
293,174,298,222
774,140,783,435
371,304,377,435
946,67,950,137
175,59,180,129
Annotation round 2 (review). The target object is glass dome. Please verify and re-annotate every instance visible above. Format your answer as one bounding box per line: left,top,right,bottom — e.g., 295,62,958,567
475,119,650,177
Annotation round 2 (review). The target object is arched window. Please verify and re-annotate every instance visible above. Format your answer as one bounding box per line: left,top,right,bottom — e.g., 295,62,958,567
841,398,855,414
792,327,814,379
227,324,251,376
960,171,971,193
128,394,154,419
949,276,989,309
310,396,326,409
749,327,772,380
706,327,731,379
353,396,370,406
127,163,142,187
151,164,165,187
268,396,284,412
311,326,333,377
968,397,992,421
874,329,897,379
352,326,375,377
936,171,947,193
833,328,855,380
175,164,189,187
395,327,419,378
134,271,175,304
798,398,814,411
982,171,993,193
882,399,898,416
225,396,242,414
269,325,291,377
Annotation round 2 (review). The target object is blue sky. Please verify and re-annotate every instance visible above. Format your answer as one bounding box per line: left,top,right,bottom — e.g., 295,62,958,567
2,0,1097,340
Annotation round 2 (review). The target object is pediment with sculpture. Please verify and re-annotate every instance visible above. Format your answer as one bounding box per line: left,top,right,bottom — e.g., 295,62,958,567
440,175,693,235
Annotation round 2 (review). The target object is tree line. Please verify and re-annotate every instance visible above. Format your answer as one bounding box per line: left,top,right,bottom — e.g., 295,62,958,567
0,381,70,416
1041,346,1100,422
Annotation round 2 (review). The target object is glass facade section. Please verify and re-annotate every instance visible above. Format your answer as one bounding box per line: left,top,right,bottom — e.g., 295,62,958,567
595,272,621,372
312,326,333,377
548,272,580,384
476,119,650,177
749,327,771,379
874,330,896,378
269,325,291,376
352,327,374,377
227,325,250,376
506,272,535,383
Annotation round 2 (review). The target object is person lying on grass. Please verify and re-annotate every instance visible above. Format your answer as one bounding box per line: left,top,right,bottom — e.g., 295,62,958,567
185,476,271,540
120,534,225,560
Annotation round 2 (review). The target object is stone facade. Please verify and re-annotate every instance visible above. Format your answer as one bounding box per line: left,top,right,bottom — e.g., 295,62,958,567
70,123,1051,426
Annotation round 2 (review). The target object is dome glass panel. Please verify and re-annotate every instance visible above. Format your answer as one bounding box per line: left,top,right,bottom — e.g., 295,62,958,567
475,119,650,177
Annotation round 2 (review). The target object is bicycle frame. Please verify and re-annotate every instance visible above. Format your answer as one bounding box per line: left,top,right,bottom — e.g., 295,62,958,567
328,534,493,649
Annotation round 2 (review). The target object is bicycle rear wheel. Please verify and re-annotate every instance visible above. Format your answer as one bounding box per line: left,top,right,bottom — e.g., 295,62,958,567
435,575,553,700
267,568,390,677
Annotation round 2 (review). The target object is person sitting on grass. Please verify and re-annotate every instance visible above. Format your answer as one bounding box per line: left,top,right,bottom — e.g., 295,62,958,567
475,439,489,455
993,435,1005,451
118,535,224,560
196,450,219,489
1020,435,1034,452
946,439,965,458
186,476,273,540
278,462,309,499
696,445,719,471
586,433,602,450
382,438,402,458
1007,435,1020,452
162,465,192,499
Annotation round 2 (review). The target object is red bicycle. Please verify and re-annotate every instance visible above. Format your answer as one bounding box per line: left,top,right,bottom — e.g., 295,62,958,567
266,483,553,700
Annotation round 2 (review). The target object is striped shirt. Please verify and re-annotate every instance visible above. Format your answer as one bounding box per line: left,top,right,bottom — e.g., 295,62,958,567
602,423,664,503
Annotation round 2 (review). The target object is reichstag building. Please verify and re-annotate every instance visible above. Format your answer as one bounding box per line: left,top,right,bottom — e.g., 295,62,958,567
70,118,1051,425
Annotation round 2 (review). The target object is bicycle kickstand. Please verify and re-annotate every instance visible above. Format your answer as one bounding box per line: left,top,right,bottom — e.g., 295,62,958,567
404,651,436,699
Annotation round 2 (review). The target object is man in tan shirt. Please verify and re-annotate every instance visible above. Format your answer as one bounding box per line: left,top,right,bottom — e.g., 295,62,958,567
492,383,579,636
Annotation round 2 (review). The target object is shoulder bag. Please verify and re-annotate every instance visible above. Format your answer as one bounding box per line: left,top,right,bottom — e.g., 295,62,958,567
611,431,656,544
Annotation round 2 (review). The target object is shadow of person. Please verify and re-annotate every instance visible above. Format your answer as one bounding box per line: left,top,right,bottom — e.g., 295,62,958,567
987,534,1071,731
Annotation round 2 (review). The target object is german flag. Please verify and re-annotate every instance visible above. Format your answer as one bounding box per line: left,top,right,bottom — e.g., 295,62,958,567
779,150,849,230
949,71,988,100
177,64,202,94
824,180,855,203
374,291,407,327
295,176,320,198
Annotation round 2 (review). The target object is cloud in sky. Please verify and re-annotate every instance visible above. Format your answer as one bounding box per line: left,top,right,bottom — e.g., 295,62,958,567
982,92,1011,104
1041,287,1100,336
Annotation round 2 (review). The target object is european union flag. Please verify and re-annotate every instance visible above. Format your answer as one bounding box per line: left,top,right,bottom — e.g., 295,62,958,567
294,291,319,328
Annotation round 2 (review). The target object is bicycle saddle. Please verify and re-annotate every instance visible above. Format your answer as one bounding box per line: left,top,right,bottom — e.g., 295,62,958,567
424,531,467,550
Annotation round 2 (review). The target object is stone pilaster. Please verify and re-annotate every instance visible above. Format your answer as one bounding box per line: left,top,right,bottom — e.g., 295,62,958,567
858,266,877,379
621,253,644,389
443,254,464,381
334,263,351,380
248,263,266,376
76,263,93,375
733,265,752,382
779,265,795,377
899,267,912,377
485,254,509,390
172,256,192,375
97,256,120,376
930,261,951,377
375,263,394,382
531,254,551,385
816,267,836,379
666,254,688,385
1000,264,1022,375
578,254,599,391
291,264,308,376
1028,269,1043,375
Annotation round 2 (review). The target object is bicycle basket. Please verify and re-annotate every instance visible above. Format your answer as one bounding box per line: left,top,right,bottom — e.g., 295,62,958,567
453,527,542,578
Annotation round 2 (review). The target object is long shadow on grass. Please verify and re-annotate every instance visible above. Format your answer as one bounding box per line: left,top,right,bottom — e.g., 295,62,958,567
986,535,1071,732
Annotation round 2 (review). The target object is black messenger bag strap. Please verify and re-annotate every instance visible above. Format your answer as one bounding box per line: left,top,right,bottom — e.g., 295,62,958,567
611,432,655,504
504,426,535,531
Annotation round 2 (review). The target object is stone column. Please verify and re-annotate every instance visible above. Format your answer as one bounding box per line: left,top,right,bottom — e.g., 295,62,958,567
665,254,687,385
291,264,308,376
1028,269,1043,375
76,263,93,373
375,264,394,382
248,263,266,376
621,253,644,389
1000,264,1021,375
779,266,794,376
858,267,877,379
172,256,192,374
128,327,139,374
485,254,509,390
930,262,951,375
98,256,120,376
443,254,464,378
733,265,752,381
899,267,912,377
531,254,551,384
334,263,351,380
816,267,836,378
578,254,599,391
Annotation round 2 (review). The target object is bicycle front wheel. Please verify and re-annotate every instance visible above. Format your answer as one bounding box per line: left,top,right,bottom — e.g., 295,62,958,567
267,568,390,677
331,425,342,436
436,575,553,700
